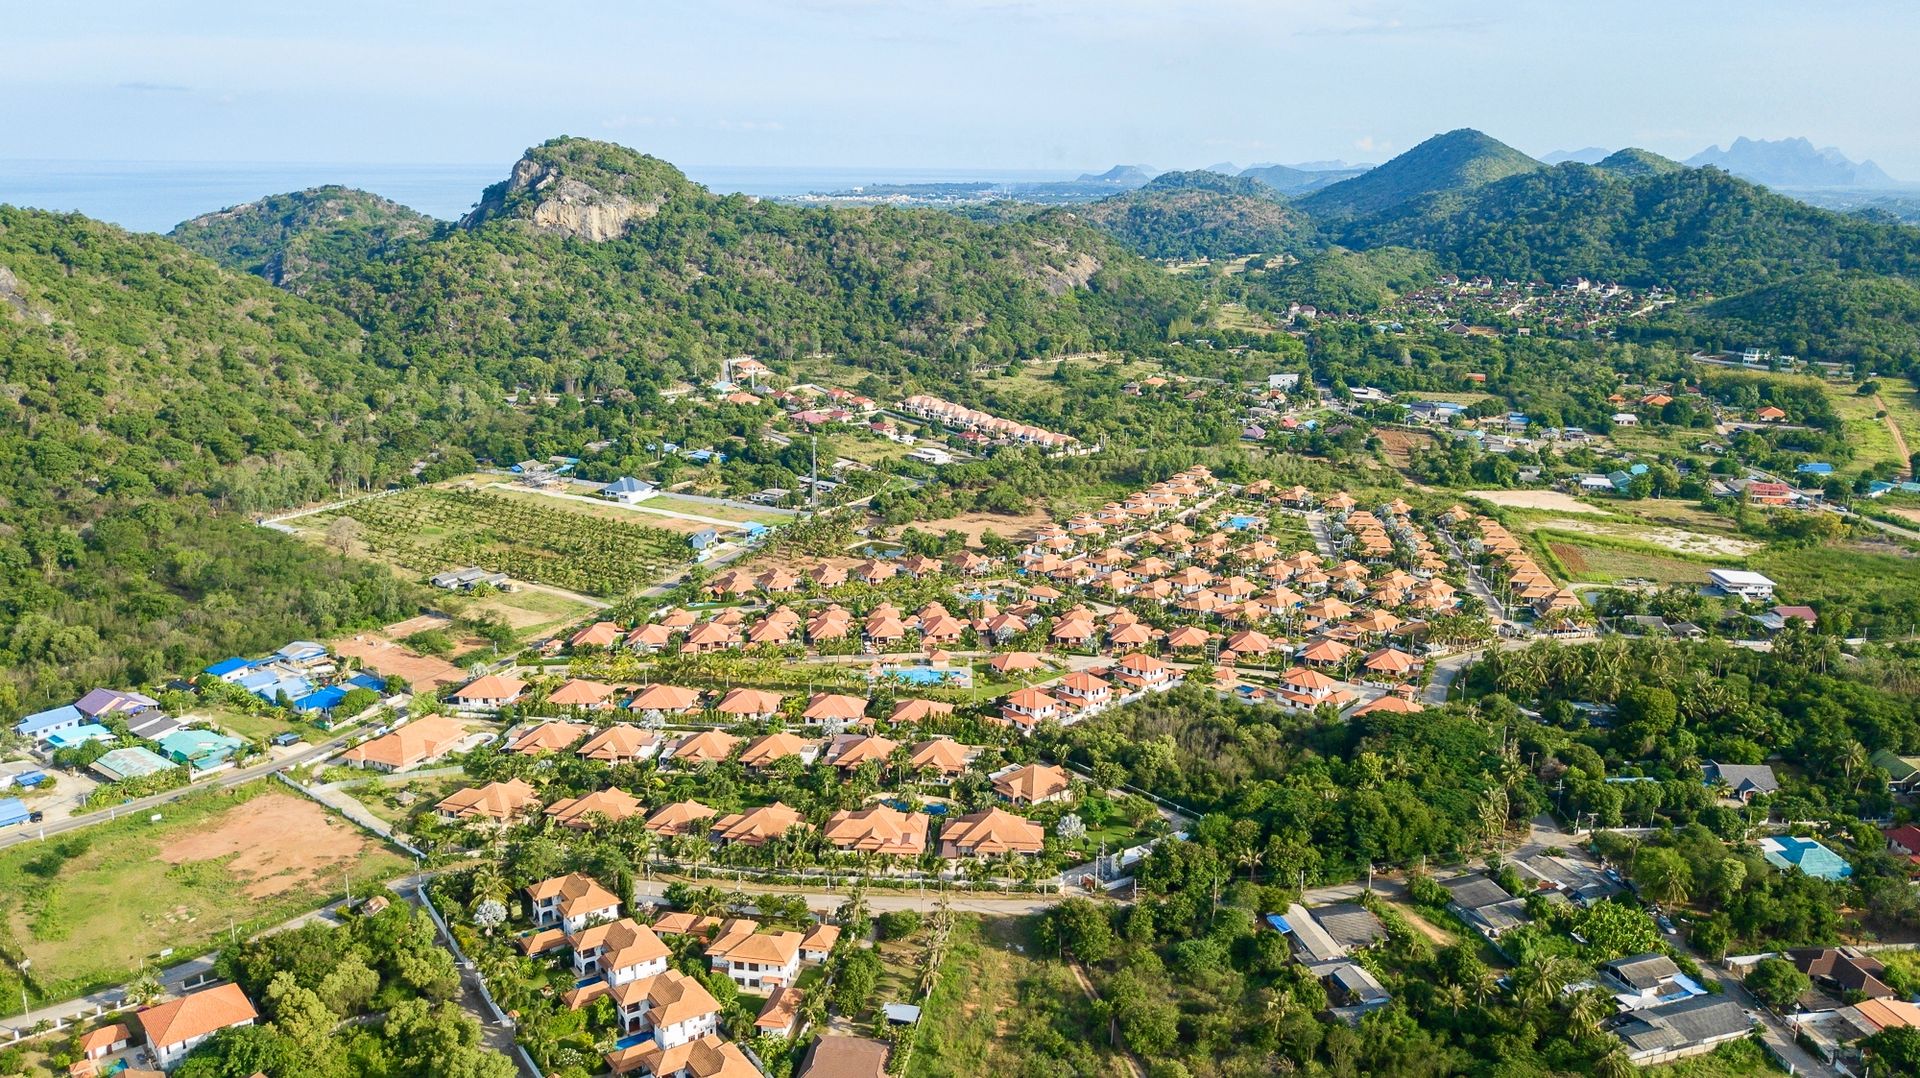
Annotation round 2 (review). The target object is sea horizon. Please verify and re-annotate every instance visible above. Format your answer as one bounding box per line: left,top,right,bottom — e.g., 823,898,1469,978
0,159,1085,233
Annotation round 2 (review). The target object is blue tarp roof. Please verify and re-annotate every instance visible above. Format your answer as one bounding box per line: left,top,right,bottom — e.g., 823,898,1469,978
15,704,84,737
294,686,349,712
0,798,28,827
204,657,254,677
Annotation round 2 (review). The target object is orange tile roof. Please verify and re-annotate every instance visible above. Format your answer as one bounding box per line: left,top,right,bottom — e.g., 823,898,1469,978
940,807,1044,857
437,778,540,821
714,687,783,715
340,715,467,769
670,730,742,764
548,678,618,708
512,721,592,754
804,693,869,722
824,805,928,856
545,787,645,828
628,683,703,712
136,984,257,1050
711,802,807,845
645,800,717,836
452,674,526,703
993,763,1071,803
578,723,660,762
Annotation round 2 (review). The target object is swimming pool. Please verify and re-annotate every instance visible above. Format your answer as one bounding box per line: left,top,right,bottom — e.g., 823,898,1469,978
888,667,968,686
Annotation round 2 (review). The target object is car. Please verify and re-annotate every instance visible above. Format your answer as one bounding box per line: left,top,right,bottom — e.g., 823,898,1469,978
1656,914,1677,934
27,810,44,823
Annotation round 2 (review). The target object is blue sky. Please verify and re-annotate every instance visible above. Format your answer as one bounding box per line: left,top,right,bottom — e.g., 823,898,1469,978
6,0,1919,177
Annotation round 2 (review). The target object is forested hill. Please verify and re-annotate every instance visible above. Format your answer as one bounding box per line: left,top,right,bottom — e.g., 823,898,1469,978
316,137,1190,390
1299,128,1543,219
169,186,436,294
0,207,430,707
1074,170,1316,259
1335,161,1920,293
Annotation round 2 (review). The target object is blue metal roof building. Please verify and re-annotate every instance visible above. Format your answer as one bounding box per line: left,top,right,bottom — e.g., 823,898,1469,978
14,704,85,739
0,798,29,828
203,657,254,679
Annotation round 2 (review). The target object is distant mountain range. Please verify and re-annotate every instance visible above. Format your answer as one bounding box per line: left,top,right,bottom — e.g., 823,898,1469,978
1686,136,1899,189
1541,147,1610,165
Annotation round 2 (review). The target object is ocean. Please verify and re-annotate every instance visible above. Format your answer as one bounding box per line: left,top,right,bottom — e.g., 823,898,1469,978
0,160,1081,234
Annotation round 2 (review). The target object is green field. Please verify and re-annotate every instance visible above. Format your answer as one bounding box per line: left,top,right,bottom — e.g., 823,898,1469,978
1538,533,1719,585
1752,542,1920,631
1830,388,1905,475
0,783,408,1001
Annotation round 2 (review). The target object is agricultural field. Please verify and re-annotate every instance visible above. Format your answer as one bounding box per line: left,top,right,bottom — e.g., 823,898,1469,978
0,784,408,1002
906,916,1129,1078
311,486,691,598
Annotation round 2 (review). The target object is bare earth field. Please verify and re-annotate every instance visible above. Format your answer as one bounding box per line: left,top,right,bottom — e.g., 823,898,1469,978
159,794,381,899
893,509,1052,547
334,632,466,690
1465,490,1611,514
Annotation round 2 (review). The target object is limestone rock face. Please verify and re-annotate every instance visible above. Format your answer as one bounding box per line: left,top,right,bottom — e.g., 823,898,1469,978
463,153,667,242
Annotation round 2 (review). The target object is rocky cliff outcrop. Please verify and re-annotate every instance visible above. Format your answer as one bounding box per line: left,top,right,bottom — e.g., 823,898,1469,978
460,141,681,241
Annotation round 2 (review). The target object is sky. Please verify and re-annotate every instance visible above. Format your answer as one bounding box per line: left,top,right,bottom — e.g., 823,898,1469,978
5,0,1920,178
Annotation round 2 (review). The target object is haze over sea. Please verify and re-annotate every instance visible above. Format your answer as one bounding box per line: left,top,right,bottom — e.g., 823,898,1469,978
0,160,1080,234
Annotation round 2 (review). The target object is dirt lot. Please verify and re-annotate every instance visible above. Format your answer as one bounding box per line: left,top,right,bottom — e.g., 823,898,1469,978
1465,490,1611,514
894,509,1053,547
333,633,466,690
159,794,381,899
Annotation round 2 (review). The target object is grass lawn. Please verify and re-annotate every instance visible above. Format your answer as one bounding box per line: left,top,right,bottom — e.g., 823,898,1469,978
0,782,409,1002
198,704,303,743
906,915,1128,1078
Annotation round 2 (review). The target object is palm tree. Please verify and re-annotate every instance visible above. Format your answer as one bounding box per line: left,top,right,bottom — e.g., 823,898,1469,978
1564,988,1612,1039
1513,953,1579,1018
1437,982,1468,1019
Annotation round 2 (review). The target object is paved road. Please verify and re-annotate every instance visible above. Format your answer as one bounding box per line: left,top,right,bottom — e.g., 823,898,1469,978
0,735,355,851
632,879,1065,915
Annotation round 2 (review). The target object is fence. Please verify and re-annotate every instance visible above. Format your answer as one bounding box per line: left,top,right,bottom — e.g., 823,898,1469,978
273,771,426,860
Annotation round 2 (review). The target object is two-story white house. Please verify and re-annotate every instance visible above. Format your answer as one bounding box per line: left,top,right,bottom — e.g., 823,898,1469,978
526,873,622,934
607,969,721,1045
707,922,803,991
572,918,671,986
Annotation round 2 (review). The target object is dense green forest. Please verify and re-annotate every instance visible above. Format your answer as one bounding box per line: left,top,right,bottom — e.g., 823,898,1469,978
1299,128,1545,219
169,186,436,293
1075,171,1315,259
1340,161,1920,294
